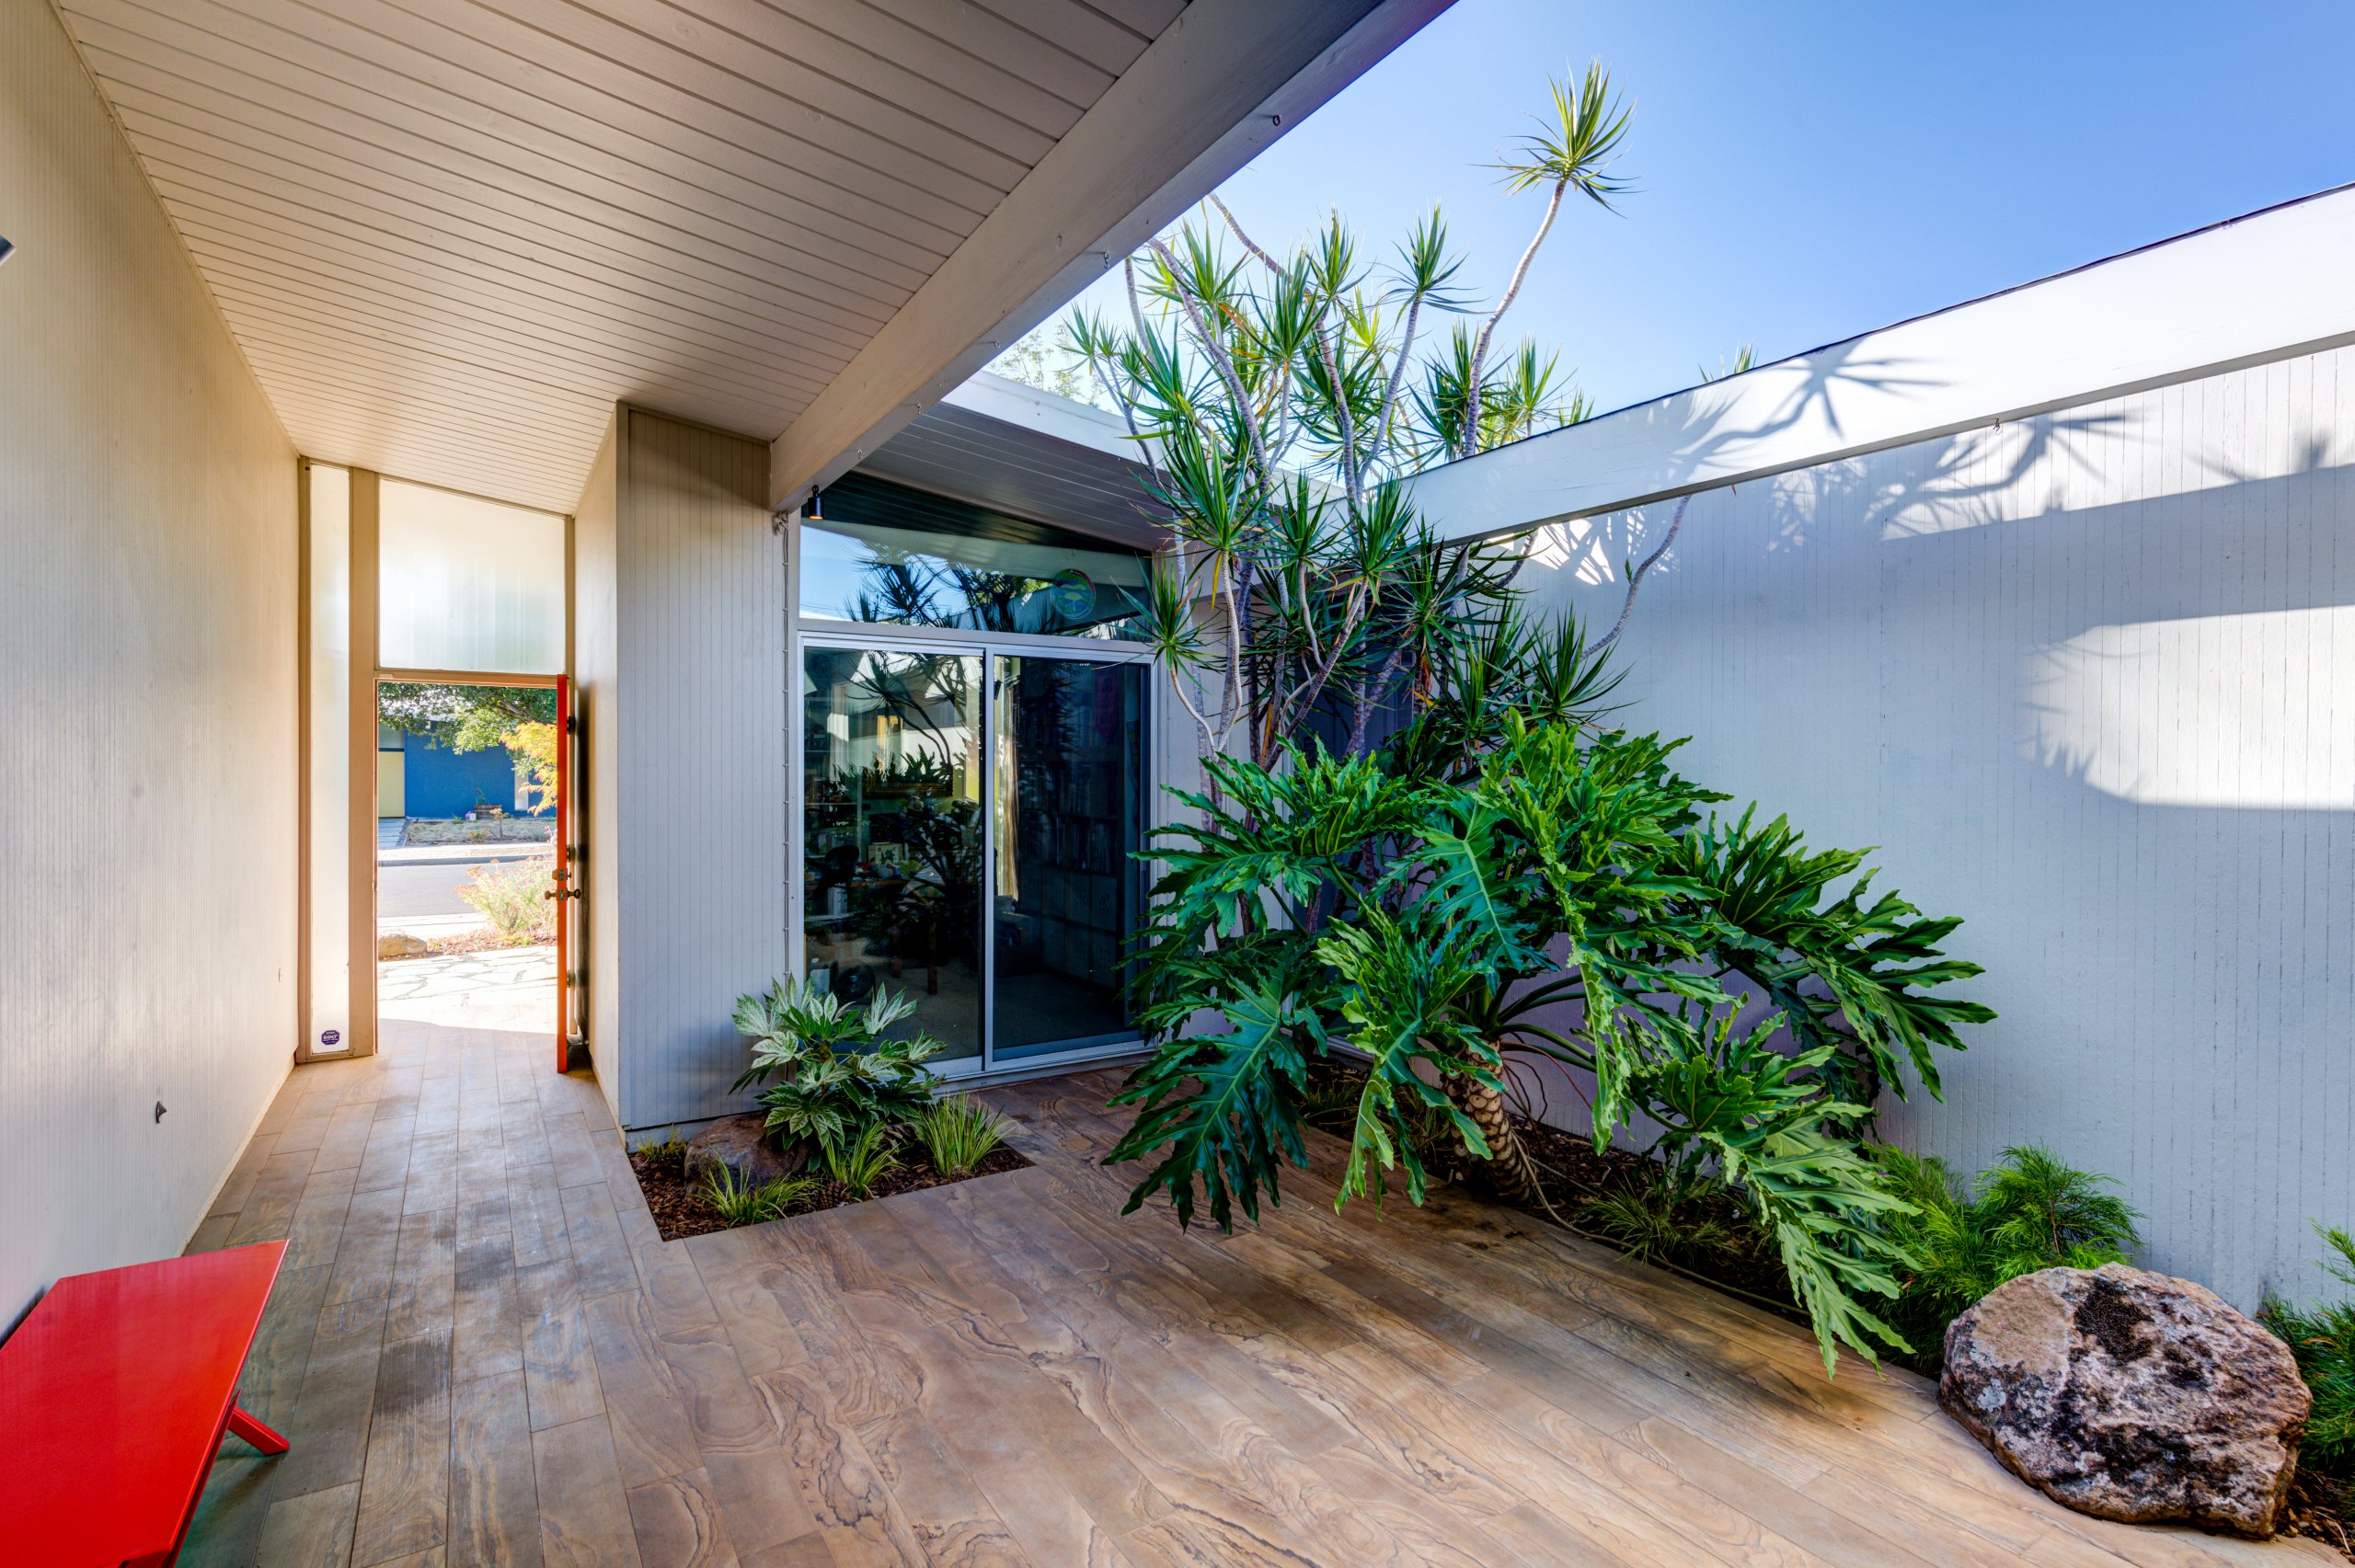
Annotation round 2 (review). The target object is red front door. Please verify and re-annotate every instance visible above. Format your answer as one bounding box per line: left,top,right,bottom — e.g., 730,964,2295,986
554,673,577,1073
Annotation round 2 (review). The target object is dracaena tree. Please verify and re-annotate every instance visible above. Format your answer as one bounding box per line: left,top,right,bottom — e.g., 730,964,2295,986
1075,67,2001,1374
1068,63,1631,776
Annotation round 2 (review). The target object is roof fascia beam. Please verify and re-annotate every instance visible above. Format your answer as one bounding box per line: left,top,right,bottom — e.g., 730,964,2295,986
767,0,1452,511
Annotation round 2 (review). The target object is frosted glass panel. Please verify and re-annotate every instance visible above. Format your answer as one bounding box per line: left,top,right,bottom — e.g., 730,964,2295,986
379,479,565,674
306,465,351,1054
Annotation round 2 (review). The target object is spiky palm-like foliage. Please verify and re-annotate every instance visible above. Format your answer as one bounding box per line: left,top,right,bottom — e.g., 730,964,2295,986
1586,1165,1745,1270
701,1167,818,1227
2262,1225,2355,1476
916,1094,1016,1178
824,1123,902,1201
1061,66,1650,779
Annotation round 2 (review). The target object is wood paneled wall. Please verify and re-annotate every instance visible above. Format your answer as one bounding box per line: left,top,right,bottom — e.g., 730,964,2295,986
573,407,780,1134
571,415,621,1126
0,1,299,1322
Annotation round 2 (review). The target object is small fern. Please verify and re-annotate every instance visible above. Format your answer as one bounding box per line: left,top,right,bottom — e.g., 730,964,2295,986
1878,1143,2142,1362
701,1165,816,1226
916,1094,1014,1177
1586,1165,1745,1267
2262,1224,2355,1477
825,1123,902,1199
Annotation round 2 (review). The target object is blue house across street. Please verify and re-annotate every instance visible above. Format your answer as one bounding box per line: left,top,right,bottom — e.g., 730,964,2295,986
376,728,550,821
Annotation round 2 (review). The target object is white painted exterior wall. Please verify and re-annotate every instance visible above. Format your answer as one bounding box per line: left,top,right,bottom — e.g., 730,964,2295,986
1,3,299,1322
1414,191,2355,1312
573,407,784,1133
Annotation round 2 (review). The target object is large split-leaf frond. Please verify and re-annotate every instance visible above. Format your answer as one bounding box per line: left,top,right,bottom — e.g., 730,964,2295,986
1105,974,1319,1230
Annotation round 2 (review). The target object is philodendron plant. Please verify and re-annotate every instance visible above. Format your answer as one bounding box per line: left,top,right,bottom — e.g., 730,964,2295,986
729,978,943,1156
1110,714,1993,1374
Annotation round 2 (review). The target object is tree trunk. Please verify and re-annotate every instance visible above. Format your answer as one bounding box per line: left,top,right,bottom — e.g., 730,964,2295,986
1453,1076,1544,1207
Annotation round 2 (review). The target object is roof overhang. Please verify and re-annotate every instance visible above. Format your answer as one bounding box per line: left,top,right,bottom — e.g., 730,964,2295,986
58,0,1450,515
770,0,1451,510
851,372,1165,551
1411,182,2355,540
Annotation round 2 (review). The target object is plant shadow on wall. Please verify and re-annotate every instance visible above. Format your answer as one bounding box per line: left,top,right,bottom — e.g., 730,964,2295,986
626,979,1027,1242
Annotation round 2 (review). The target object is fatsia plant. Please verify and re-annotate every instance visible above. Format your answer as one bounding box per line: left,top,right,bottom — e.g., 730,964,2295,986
1110,714,1995,1372
729,979,943,1155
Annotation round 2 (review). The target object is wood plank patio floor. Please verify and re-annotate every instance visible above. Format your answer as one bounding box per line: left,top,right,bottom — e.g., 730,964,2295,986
178,1022,2333,1567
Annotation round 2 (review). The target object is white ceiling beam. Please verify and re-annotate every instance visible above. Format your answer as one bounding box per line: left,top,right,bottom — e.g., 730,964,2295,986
767,0,1453,511
938,370,1138,463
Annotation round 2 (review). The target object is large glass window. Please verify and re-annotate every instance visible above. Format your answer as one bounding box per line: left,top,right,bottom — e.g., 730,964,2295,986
798,475,1150,640
800,520,1148,639
800,647,985,1061
990,657,1145,1060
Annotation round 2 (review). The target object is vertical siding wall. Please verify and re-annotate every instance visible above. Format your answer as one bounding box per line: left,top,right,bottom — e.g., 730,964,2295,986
579,407,783,1131
0,4,298,1321
572,416,621,1125
1513,346,2355,1310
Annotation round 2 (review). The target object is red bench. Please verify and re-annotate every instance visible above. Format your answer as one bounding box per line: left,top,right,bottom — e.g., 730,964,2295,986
0,1241,291,1566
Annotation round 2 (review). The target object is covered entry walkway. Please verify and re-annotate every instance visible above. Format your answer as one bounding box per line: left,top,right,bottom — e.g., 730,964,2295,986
182,1044,2329,1566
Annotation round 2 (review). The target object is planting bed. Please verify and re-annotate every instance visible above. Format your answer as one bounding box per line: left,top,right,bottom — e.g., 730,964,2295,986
628,1136,1029,1242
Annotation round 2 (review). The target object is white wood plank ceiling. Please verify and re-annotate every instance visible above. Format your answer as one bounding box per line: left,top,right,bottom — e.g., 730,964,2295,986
53,0,1190,512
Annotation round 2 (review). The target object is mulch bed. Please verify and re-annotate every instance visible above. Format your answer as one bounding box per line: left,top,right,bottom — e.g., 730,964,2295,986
1303,1055,1809,1322
627,1137,1030,1242
2284,1469,2354,1562
1301,1056,2355,1560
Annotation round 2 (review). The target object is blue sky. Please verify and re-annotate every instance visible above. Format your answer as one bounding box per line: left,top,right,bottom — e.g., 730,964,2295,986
1046,0,2355,416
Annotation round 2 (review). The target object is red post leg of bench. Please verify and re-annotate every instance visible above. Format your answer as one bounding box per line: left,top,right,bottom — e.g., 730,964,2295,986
225,1404,290,1455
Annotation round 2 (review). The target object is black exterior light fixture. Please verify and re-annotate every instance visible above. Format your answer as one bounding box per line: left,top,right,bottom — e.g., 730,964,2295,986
805,485,822,521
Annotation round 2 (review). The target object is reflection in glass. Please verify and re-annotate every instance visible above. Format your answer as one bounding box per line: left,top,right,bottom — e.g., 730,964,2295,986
801,647,984,1061
800,517,1148,640
991,658,1145,1059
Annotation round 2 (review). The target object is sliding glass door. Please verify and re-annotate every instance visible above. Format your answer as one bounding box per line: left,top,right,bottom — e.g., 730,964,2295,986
797,635,1149,1075
799,646,986,1063
991,656,1146,1061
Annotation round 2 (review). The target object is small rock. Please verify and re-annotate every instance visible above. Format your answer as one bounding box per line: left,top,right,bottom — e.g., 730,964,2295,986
1941,1263,2310,1538
682,1114,805,1191
376,931,430,960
